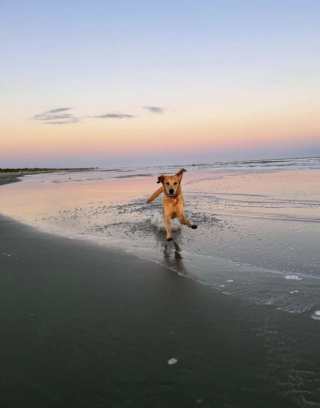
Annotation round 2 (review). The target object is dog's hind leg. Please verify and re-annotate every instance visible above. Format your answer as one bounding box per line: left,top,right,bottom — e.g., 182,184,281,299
146,186,164,203
179,215,198,229
164,215,173,240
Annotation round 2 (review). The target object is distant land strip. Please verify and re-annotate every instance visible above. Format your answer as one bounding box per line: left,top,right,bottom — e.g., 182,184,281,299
0,167,95,173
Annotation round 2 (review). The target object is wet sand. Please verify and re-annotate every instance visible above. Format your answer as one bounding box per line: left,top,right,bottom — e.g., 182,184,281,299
1,214,320,408
0,173,21,186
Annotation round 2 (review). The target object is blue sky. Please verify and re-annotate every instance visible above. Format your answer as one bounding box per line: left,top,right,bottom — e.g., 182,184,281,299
1,0,320,167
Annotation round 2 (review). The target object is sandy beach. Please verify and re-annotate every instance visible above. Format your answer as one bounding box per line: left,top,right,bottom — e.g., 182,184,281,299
2,214,320,408
1,161,320,407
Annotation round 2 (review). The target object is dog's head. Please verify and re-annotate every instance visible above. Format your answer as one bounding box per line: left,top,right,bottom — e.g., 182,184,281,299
157,168,186,198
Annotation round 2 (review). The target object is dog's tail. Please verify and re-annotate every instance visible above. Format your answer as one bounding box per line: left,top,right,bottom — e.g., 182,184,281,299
146,186,164,203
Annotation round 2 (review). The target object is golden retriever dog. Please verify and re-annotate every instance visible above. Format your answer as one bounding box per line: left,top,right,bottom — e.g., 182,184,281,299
146,168,197,240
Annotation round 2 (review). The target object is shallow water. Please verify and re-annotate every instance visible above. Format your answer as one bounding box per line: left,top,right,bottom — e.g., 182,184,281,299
1,158,320,315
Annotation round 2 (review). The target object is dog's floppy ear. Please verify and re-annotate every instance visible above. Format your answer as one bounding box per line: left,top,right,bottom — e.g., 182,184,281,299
157,175,165,184
175,168,187,181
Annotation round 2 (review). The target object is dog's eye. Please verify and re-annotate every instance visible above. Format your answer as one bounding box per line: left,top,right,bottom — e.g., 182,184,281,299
174,182,177,185
166,182,169,185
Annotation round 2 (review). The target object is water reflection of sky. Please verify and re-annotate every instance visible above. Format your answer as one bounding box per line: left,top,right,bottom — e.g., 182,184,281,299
1,167,320,314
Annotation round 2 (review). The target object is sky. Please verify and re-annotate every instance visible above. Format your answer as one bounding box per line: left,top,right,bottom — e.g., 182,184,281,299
1,0,320,168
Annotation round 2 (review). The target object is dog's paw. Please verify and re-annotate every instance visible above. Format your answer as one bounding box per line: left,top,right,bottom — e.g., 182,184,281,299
191,224,198,229
167,237,173,241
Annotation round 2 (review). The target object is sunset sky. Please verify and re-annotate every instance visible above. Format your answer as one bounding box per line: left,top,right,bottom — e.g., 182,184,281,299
1,0,320,167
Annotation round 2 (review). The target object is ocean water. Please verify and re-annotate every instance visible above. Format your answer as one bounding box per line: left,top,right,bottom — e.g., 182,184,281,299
1,157,320,315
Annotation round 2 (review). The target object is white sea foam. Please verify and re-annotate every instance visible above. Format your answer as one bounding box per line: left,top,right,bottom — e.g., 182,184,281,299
311,311,320,321
284,275,302,281
150,210,181,231
167,358,178,365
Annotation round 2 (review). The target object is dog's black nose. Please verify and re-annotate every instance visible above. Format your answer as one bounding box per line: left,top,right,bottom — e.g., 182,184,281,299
169,189,174,195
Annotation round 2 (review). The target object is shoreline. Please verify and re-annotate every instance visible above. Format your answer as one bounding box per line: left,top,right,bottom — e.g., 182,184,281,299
1,215,320,407
1,168,320,316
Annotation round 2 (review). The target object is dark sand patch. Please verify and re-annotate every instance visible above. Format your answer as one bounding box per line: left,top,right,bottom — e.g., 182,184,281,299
0,174,21,186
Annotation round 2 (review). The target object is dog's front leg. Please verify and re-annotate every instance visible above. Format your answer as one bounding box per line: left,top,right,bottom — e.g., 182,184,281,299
179,215,197,229
146,186,164,203
164,215,173,241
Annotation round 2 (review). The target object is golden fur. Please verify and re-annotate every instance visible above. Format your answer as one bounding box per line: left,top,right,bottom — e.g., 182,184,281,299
146,168,197,240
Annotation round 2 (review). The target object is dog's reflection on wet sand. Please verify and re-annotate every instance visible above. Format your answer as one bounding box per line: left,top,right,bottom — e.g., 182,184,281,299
161,240,188,276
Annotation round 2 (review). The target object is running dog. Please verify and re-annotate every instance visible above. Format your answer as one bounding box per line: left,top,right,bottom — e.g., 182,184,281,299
146,168,197,240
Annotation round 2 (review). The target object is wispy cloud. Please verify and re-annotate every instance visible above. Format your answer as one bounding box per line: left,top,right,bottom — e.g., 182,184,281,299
32,108,80,124
45,108,71,114
31,107,150,125
94,113,135,119
143,106,166,114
